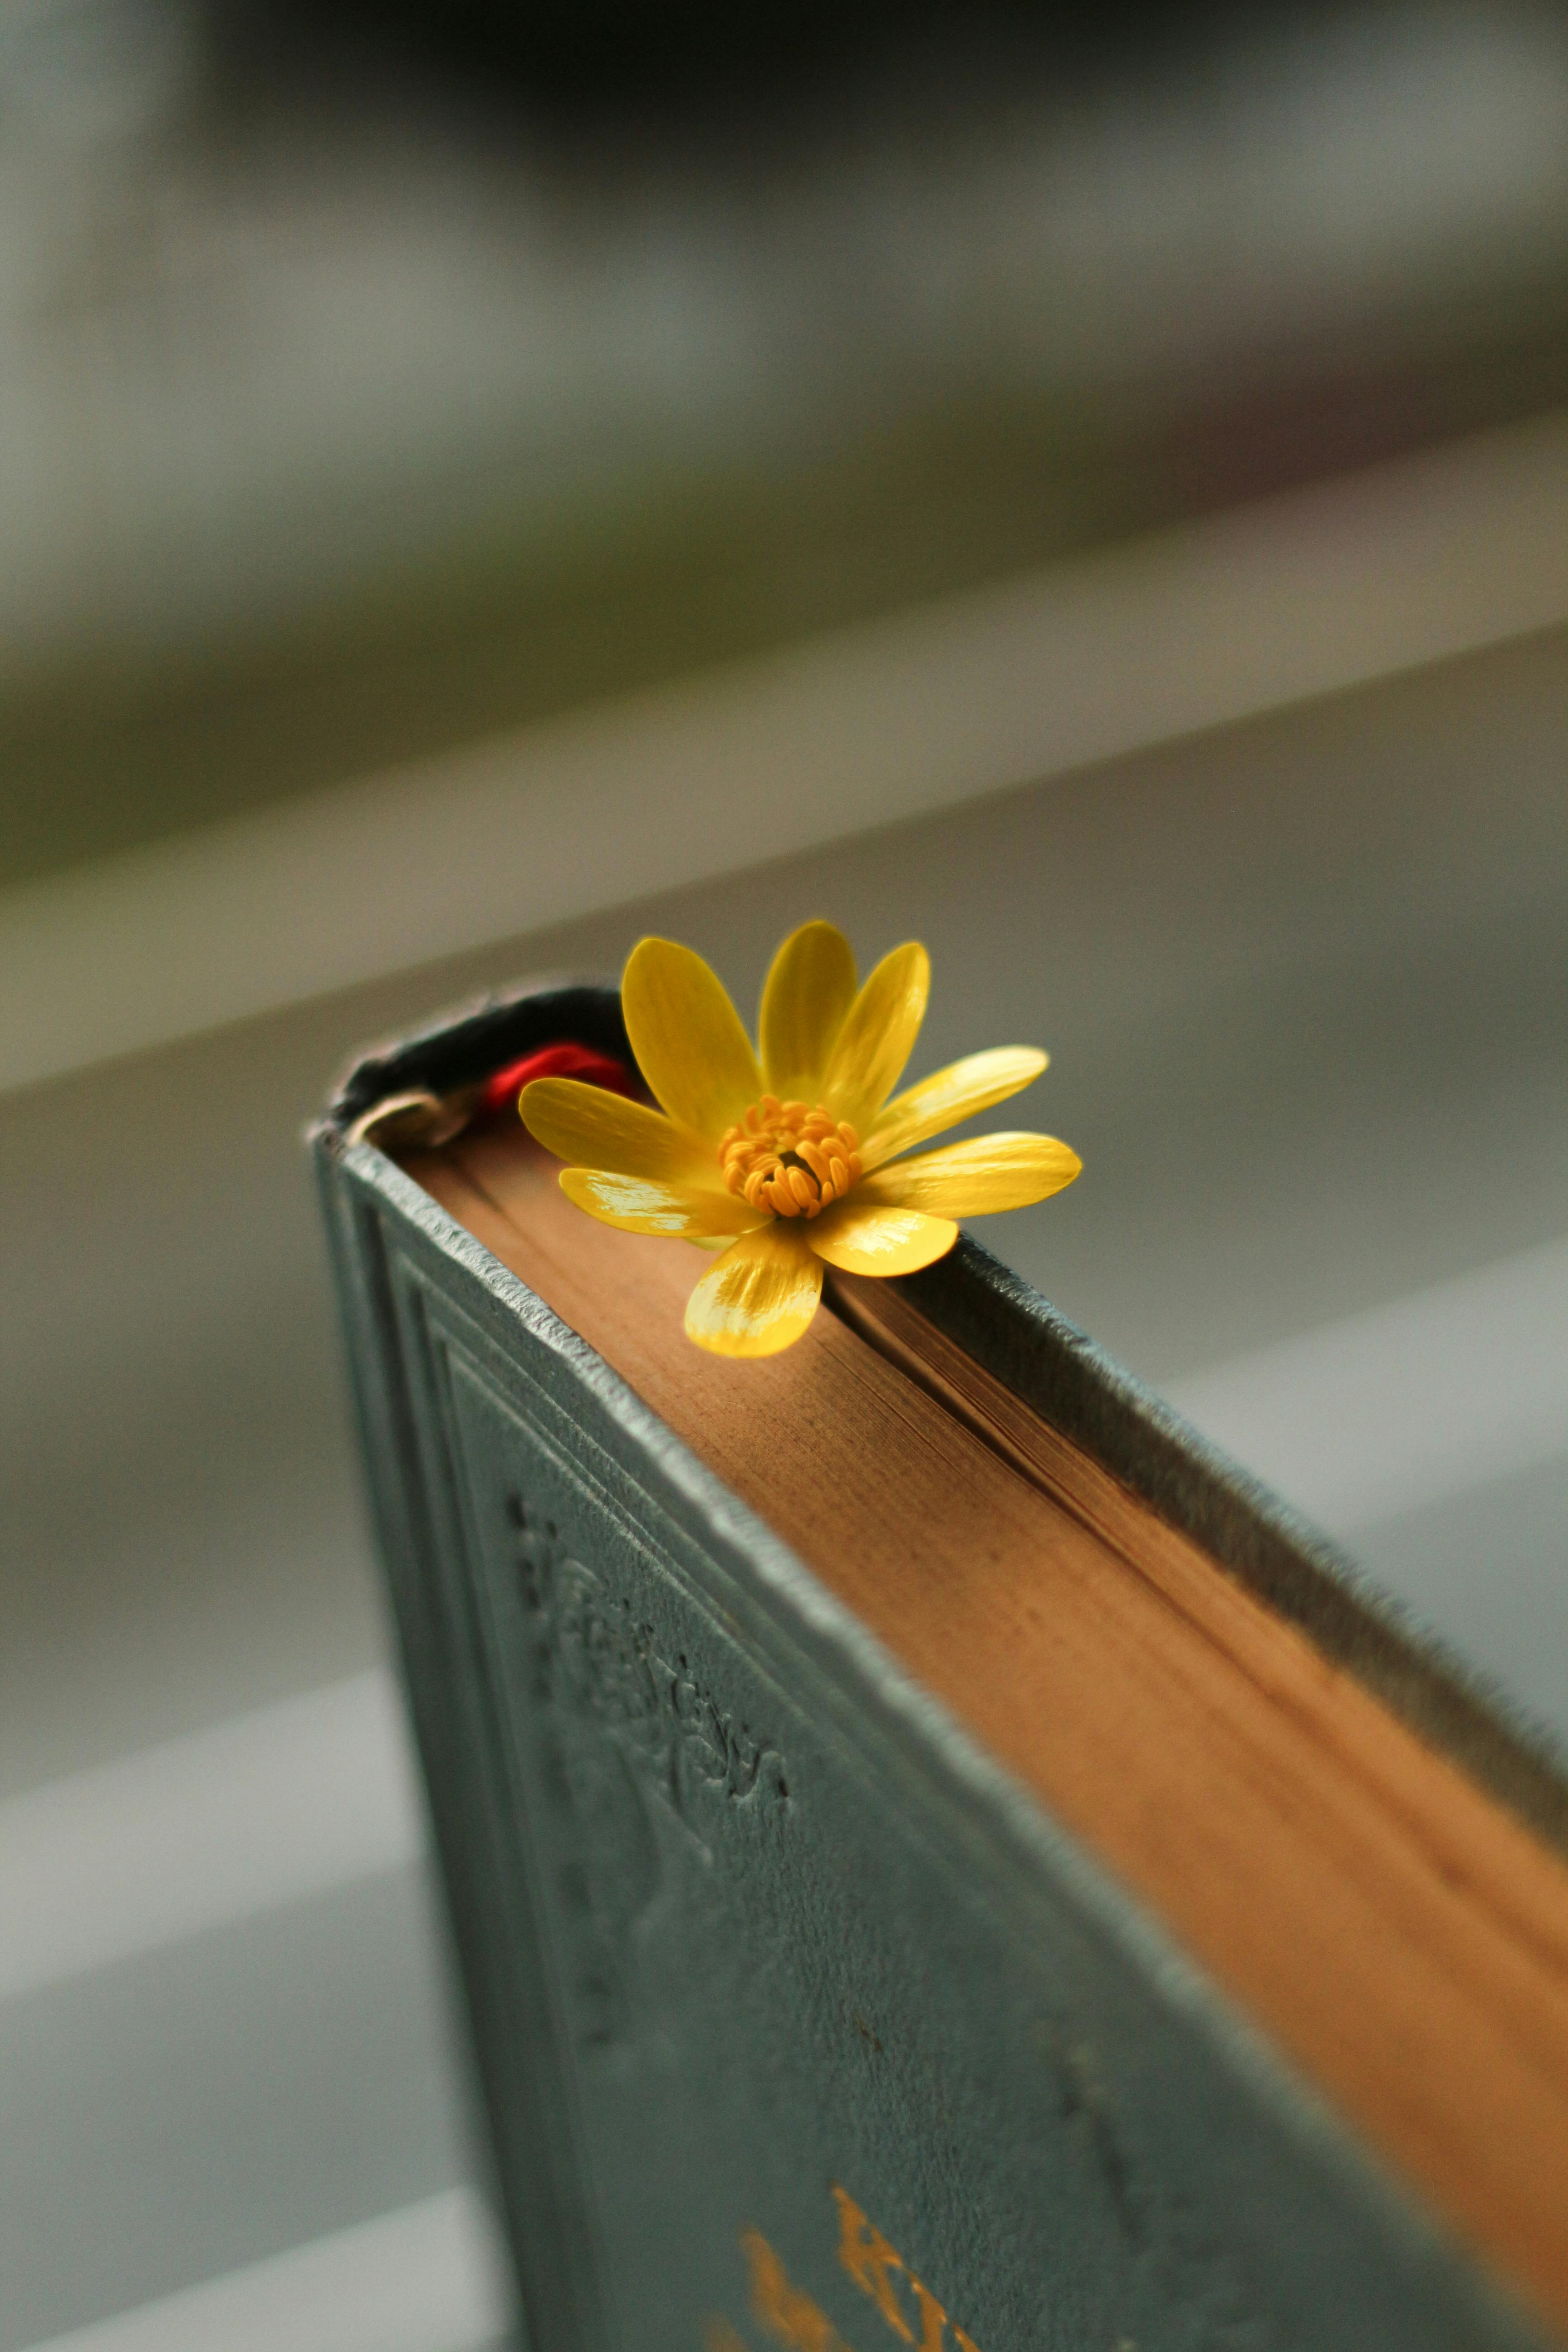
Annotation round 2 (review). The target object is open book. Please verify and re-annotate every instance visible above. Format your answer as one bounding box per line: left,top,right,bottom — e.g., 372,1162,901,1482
314,976,1568,2352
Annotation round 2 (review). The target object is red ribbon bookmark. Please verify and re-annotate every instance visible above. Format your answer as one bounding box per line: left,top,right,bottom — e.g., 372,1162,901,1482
477,1042,637,1118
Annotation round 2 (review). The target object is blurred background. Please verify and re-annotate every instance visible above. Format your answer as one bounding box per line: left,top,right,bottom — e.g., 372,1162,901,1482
3,1,1566,2345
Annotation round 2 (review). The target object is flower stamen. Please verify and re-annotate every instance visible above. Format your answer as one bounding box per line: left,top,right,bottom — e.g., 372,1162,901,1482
718,1099,863,1220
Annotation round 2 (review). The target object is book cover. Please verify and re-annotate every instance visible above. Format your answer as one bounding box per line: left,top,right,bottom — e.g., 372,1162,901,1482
311,974,1566,2352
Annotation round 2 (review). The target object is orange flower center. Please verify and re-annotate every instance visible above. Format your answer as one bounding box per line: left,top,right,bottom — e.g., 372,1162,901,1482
718,1096,862,1220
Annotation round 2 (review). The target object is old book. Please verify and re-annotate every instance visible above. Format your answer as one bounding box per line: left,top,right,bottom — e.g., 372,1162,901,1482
313,976,1568,2352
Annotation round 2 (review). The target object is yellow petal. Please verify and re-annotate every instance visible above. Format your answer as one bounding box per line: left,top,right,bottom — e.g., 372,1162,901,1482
806,1200,958,1275
521,1077,715,1185
862,1046,1048,1171
560,1167,761,1239
758,920,858,1102
821,941,930,1129
684,1223,824,1356
622,936,762,1142
858,1132,1082,1216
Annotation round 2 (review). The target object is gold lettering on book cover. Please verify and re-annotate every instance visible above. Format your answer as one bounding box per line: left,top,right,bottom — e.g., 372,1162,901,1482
706,2190,986,2352
743,2227,853,2352
832,2188,983,2352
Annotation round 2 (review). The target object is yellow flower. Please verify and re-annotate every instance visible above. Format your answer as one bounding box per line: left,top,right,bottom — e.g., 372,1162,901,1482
520,921,1082,1358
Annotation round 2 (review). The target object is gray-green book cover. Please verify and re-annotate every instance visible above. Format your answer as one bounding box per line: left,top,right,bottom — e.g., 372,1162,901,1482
311,975,1564,2352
